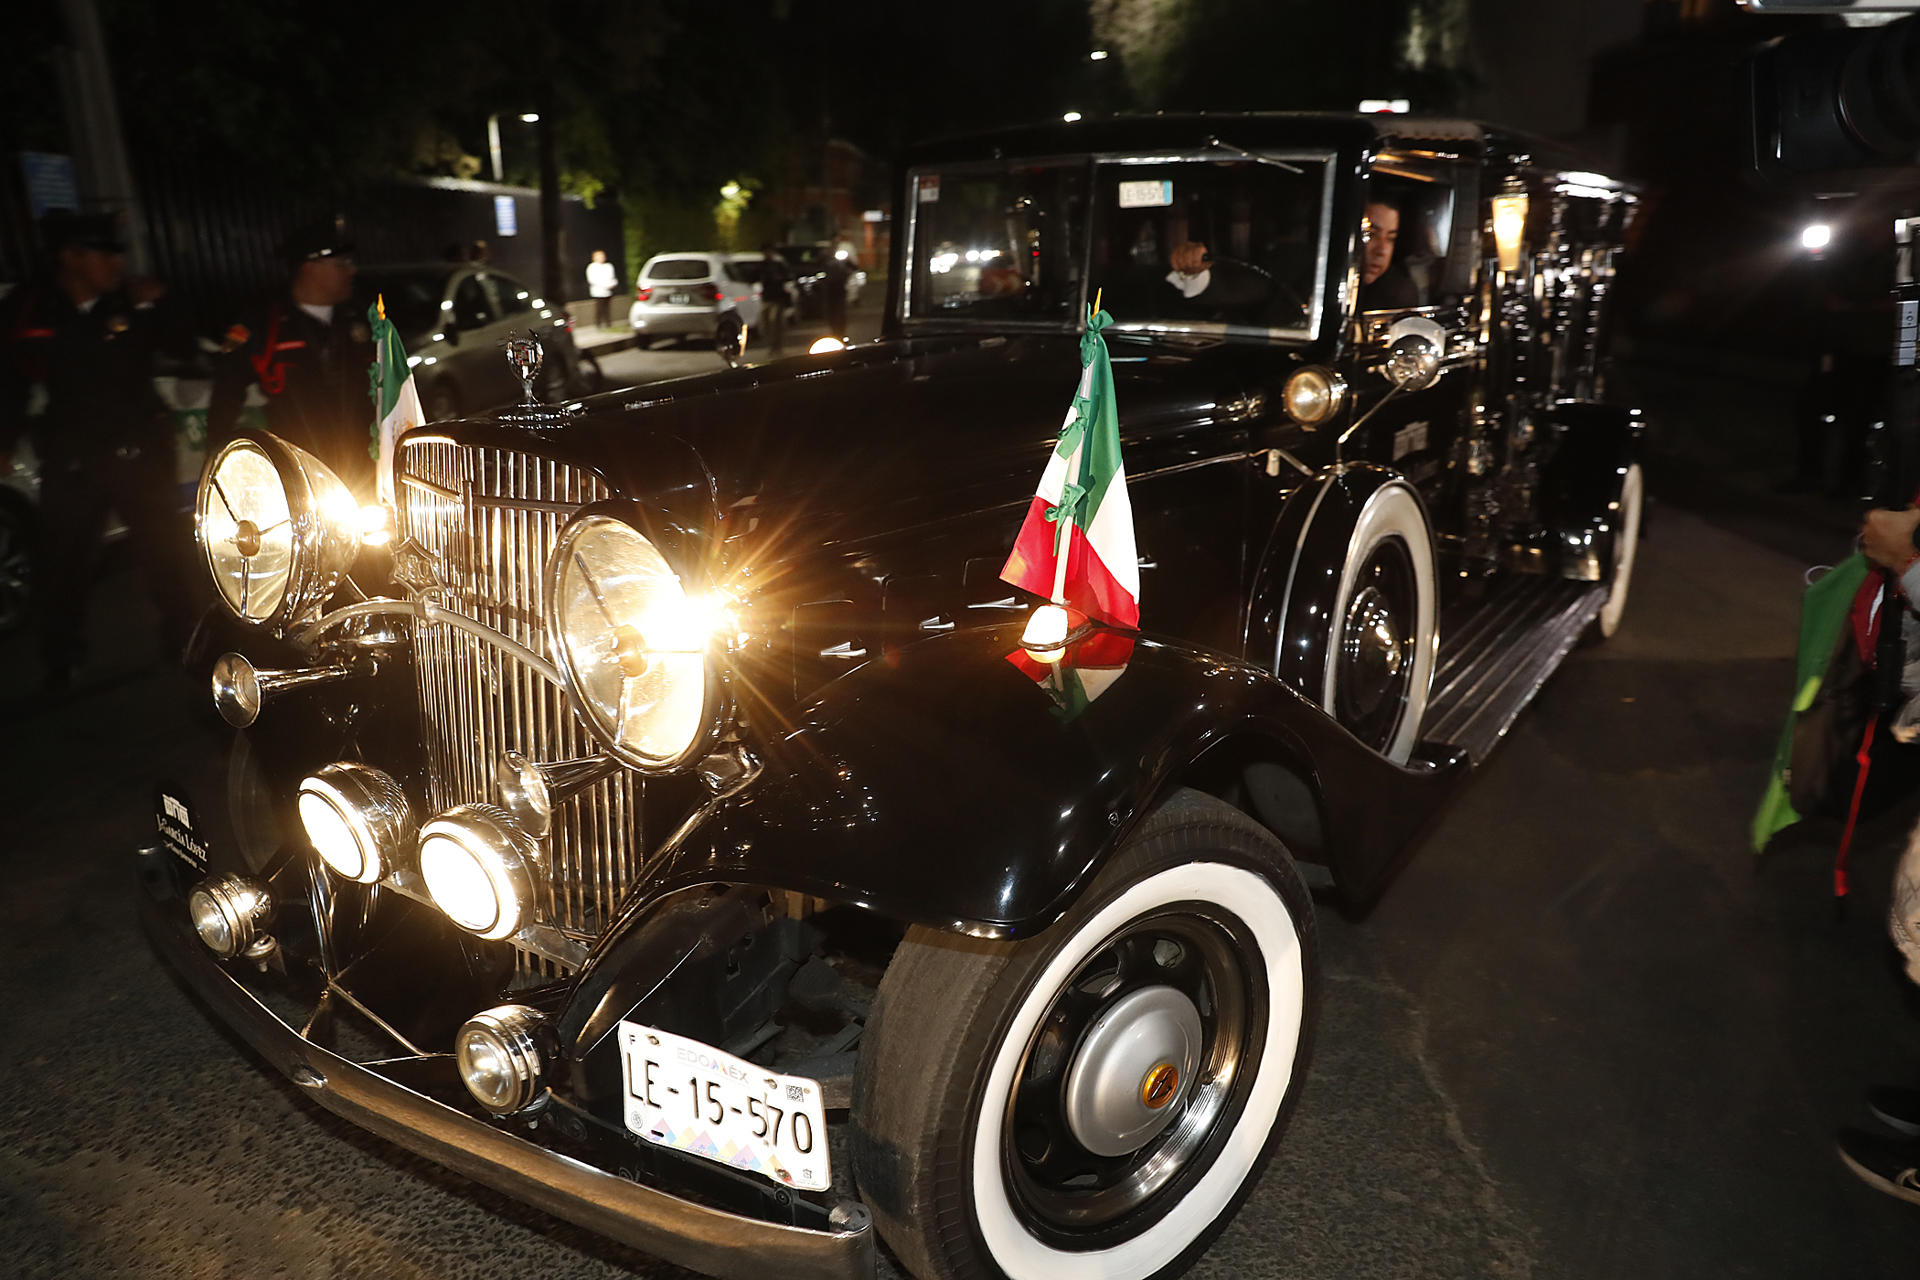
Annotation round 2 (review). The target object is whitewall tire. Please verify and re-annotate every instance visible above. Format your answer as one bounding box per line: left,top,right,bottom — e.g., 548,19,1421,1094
1321,481,1436,764
1595,463,1643,639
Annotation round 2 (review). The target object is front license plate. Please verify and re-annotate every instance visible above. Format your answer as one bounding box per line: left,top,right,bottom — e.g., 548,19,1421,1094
668,291,691,305
617,1022,830,1192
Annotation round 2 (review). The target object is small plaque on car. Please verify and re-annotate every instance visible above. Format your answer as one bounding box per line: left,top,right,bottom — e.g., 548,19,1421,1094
1119,178,1174,208
617,1022,830,1192
154,784,209,871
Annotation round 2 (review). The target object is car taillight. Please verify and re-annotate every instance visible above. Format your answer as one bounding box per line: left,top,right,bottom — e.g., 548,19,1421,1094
701,282,723,303
636,287,653,302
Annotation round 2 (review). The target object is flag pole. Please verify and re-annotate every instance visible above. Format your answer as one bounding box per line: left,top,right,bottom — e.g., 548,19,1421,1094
1048,290,1101,610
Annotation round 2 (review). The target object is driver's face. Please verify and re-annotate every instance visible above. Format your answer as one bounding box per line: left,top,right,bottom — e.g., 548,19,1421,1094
1362,203,1399,285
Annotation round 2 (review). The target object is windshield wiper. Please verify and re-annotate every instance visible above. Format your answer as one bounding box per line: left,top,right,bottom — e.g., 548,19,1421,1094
1202,136,1303,175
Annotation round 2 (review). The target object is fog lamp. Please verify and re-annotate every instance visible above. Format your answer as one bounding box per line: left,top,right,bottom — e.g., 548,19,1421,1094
418,805,536,941
187,874,273,959
298,763,414,884
456,1005,548,1116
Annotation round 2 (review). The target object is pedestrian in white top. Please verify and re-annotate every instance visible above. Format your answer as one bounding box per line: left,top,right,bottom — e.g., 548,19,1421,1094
586,250,617,330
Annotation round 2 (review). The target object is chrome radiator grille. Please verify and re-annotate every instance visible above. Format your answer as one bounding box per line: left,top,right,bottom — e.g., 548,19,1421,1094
397,437,642,956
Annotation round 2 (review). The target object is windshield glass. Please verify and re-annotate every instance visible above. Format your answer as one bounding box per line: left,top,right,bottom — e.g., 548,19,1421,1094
904,161,1088,325
1087,156,1332,339
646,258,712,282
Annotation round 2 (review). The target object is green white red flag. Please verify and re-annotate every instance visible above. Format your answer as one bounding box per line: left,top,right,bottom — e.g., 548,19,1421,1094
368,297,423,506
999,306,1140,629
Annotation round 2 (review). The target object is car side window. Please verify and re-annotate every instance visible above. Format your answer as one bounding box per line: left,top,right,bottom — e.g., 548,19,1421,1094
1358,164,1479,316
453,275,496,330
1087,157,1329,338
488,273,535,317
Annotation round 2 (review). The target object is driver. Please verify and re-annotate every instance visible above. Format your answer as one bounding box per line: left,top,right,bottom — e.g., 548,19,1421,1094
1357,200,1421,311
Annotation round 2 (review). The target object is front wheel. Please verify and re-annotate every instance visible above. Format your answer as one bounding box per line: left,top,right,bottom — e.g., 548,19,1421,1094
852,790,1317,1280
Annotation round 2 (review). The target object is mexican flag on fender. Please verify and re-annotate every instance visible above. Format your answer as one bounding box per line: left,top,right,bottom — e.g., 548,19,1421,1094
999,306,1140,629
367,297,423,506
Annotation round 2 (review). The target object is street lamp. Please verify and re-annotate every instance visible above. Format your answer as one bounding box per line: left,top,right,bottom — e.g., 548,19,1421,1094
487,112,541,183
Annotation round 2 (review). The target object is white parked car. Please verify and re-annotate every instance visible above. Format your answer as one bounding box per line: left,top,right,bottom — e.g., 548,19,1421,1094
629,253,761,346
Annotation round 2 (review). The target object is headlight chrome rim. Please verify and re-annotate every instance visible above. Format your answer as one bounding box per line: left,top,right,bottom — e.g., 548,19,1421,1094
195,432,361,632
417,804,537,941
187,874,274,959
543,510,730,774
1282,366,1347,428
297,763,415,885
456,1004,548,1116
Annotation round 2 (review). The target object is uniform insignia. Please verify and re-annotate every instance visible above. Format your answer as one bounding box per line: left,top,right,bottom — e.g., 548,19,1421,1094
350,321,371,343
106,313,131,335
222,324,250,353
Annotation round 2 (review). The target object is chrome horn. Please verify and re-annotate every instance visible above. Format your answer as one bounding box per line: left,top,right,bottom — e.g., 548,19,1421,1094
493,751,619,839
211,651,360,728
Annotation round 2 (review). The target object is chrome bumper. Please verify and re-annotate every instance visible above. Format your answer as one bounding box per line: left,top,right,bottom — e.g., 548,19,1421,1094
137,866,875,1280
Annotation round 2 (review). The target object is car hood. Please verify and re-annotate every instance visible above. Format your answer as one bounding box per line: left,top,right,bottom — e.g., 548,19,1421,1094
454,331,1304,555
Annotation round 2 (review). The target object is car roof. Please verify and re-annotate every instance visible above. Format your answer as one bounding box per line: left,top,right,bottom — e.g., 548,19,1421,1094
903,111,1624,186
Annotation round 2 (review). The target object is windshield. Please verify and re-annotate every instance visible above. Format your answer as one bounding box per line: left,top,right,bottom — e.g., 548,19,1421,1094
1088,156,1332,339
903,162,1088,325
646,258,713,282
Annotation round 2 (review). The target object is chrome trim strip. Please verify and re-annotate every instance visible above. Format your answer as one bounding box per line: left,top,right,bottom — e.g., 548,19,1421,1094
419,601,564,689
139,889,874,1280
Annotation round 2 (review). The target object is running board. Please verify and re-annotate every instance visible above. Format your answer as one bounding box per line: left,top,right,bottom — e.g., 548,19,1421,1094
1422,577,1605,764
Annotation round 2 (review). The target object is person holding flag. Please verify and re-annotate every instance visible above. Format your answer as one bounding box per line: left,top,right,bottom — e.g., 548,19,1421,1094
367,295,423,507
1001,300,1139,653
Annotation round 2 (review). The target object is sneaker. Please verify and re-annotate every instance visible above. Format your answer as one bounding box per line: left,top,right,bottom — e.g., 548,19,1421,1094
1869,1086,1920,1138
1838,1128,1920,1206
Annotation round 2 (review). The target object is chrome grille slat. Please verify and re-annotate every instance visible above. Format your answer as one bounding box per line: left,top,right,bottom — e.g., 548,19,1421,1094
397,438,642,972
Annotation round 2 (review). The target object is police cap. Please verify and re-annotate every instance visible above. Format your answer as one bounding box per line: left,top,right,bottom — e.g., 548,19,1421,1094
41,209,127,254
278,221,356,267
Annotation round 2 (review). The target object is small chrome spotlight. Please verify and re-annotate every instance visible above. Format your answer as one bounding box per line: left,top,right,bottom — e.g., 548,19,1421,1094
298,763,414,884
187,874,274,959
457,1005,549,1116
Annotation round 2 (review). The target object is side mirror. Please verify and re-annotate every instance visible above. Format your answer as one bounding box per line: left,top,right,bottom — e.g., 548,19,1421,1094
1383,333,1441,392
1379,315,1447,393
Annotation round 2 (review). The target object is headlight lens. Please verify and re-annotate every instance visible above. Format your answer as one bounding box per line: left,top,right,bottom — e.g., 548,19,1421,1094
196,434,361,629
298,764,414,885
547,514,720,771
1283,366,1347,427
418,805,534,941
198,441,295,621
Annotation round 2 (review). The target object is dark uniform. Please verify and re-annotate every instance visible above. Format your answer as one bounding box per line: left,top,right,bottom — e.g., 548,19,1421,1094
0,214,194,684
208,229,375,494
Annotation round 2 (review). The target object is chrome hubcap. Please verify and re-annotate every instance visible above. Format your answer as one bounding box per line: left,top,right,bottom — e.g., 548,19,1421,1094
1062,985,1204,1157
1335,539,1416,749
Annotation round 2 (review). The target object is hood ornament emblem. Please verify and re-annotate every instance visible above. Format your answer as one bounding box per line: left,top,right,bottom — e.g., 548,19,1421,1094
496,331,573,428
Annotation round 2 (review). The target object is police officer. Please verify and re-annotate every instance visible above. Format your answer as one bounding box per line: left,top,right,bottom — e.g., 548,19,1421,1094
0,210,194,691
209,223,375,494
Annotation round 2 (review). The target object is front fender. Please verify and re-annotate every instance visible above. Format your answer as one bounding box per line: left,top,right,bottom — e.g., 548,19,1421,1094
1539,401,1646,581
605,621,1463,945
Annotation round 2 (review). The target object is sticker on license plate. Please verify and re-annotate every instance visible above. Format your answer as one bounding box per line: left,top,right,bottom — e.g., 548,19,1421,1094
617,1022,830,1192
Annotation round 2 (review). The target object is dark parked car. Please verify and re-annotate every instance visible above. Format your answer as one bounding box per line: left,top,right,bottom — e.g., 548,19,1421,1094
143,114,1641,1280
357,263,601,419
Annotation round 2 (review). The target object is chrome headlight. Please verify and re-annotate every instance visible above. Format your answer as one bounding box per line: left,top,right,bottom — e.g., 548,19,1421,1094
1282,366,1347,428
298,763,415,884
196,434,360,629
418,805,536,941
545,513,726,772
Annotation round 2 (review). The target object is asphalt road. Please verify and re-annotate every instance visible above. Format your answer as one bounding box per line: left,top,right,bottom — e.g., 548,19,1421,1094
6,362,1920,1276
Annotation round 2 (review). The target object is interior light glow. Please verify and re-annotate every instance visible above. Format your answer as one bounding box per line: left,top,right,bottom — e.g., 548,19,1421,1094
1492,187,1529,273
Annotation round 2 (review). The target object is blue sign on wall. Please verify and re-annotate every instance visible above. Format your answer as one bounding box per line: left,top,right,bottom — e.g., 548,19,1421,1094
21,152,80,219
494,195,519,237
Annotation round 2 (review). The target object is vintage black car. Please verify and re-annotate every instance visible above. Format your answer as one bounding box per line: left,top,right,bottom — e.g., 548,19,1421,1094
142,113,1641,1280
